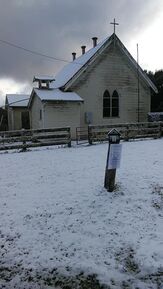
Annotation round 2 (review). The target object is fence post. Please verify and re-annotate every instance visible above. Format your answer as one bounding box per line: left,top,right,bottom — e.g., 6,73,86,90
68,127,71,147
76,127,78,145
124,124,129,141
21,129,27,152
158,122,162,138
88,125,92,145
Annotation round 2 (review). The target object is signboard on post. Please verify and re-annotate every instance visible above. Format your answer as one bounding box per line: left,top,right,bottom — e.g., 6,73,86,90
107,144,122,169
104,129,122,192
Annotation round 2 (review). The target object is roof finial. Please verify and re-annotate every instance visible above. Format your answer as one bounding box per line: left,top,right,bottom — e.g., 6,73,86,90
110,18,119,34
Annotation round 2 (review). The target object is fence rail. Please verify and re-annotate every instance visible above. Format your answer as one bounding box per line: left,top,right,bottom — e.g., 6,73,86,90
0,122,162,151
0,127,71,151
88,121,163,144
76,127,88,144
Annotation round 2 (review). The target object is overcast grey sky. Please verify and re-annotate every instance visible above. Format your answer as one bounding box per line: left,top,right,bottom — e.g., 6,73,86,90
0,0,163,103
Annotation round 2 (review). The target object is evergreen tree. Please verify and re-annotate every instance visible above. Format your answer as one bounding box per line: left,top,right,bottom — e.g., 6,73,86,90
146,70,163,112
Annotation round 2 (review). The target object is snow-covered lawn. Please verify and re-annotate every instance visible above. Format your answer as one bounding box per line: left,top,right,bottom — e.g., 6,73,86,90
0,139,163,288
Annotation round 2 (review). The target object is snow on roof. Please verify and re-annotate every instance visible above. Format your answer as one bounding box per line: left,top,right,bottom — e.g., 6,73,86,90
33,75,55,82
51,37,110,89
148,112,163,115
6,94,30,107
51,34,157,93
148,112,163,121
34,88,83,102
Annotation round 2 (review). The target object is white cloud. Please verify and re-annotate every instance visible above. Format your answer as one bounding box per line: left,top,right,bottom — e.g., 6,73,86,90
0,0,163,98
127,9,163,71
0,79,31,106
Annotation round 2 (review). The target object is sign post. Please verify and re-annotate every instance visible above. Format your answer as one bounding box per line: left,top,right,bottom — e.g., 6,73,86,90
104,129,121,192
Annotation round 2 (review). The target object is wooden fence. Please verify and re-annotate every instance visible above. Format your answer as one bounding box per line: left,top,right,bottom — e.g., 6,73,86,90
76,127,88,144
0,122,162,151
88,122,163,144
0,127,71,151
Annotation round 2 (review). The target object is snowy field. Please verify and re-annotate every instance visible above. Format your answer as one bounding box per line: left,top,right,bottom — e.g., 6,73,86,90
0,139,163,289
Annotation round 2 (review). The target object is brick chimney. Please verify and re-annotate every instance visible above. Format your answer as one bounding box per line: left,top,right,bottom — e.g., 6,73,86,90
81,45,86,55
72,52,76,61
92,37,98,47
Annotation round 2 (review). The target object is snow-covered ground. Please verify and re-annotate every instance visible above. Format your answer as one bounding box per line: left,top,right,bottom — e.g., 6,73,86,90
0,139,163,288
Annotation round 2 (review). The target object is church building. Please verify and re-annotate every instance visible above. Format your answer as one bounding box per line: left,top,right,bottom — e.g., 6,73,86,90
29,33,157,138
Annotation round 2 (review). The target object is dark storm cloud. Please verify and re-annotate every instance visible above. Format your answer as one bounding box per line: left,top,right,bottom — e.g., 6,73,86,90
0,0,162,84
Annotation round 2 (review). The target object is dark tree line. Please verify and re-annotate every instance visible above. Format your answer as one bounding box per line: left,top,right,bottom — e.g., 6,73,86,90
146,70,163,112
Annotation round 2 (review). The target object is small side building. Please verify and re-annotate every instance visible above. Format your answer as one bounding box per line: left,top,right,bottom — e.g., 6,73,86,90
29,76,83,138
5,94,30,131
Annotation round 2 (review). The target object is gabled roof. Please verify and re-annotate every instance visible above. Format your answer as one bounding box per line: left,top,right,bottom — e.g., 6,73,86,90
29,88,83,107
51,33,158,93
6,94,30,107
51,36,110,89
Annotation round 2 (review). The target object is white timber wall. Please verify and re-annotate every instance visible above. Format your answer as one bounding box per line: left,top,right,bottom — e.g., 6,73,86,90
43,101,81,139
7,108,14,130
30,95,43,129
70,43,151,127
8,107,28,131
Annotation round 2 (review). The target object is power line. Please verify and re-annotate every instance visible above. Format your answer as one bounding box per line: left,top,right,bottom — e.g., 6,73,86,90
0,38,80,65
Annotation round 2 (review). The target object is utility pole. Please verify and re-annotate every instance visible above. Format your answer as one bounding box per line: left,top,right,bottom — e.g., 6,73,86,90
137,43,140,123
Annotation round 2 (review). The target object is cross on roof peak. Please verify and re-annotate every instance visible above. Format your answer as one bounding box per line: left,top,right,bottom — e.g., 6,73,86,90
110,18,119,34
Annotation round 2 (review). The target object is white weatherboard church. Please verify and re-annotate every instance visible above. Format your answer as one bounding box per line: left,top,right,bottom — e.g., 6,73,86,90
6,30,157,138
29,32,157,138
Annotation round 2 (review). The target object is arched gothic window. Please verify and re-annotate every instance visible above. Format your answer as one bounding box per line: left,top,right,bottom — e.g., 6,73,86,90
112,90,119,117
103,90,111,117
103,90,119,118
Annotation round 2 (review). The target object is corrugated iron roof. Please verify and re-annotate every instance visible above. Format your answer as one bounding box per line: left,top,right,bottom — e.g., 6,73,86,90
6,94,30,107
51,33,158,93
32,88,83,102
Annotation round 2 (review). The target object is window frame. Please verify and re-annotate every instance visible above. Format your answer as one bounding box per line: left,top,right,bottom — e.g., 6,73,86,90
103,90,111,118
103,89,119,118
